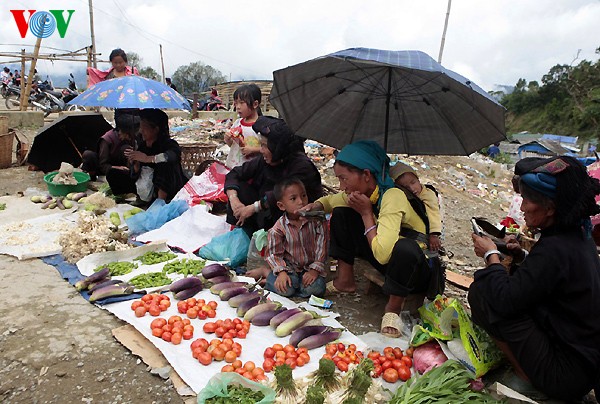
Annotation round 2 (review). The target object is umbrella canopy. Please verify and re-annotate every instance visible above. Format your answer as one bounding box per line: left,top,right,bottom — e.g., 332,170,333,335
270,48,506,155
27,113,112,173
67,75,191,110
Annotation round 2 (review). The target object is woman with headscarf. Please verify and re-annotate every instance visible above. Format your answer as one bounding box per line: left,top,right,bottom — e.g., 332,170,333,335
300,140,432,338
224,116,323,236
123,109,188,202
469,156,600,401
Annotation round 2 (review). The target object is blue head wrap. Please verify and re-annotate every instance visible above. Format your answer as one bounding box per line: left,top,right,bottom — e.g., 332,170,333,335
336,140,395,206
520,172,557,199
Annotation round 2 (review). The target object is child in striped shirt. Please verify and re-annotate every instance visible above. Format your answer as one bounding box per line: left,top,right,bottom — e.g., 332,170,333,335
264,178,328,298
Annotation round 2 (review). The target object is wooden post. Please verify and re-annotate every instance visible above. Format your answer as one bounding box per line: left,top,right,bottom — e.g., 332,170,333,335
86,46,92,88
19,49,26,110
159,44,166,84
89,0,98,68
23,26,44,111
438,0,452,63
192,93,198,119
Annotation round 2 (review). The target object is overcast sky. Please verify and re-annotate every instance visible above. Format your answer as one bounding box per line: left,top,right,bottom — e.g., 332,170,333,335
1,0,599,91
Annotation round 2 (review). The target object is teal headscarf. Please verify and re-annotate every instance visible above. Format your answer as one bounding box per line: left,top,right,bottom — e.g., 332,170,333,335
336,140,395,207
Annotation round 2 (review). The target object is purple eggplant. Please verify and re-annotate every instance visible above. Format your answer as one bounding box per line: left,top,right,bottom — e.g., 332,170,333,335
201,263,229,279
175,285,203,300
297,330,342,350
169,276,203,294
219,286,249,301
251,308,286,326
269,307,303,328
236,296,261,317
289,325,329,347
88,279,123,293
206,275,231,285
210,281,246,294
228,291,259,308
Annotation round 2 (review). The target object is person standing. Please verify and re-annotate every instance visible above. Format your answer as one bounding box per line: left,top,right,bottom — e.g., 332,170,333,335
224,84,262,168
165,77,177,92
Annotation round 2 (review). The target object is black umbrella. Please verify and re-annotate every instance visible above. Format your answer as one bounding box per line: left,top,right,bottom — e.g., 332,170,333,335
27,113,113,173
270,48,506,155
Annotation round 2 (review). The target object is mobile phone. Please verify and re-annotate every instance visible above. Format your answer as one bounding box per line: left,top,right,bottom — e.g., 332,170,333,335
471,218,483,236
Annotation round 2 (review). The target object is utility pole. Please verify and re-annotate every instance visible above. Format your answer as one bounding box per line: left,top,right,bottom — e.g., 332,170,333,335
438,0,452,64
159,44,166,83
89,0,97,68
22,30,44,111
19,49,26,109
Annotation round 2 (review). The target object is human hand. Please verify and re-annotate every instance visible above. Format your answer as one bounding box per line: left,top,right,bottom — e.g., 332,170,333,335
240,146,258,156
235,204,255,226
124,149,149,164
471,234,498,258
224,132,233,146
505,235,526,261
302,269,319,287
347,191,372,217
275,271,292,294
113,165,129,171
429,234,442,251
297,201,324,215
230,198,245,217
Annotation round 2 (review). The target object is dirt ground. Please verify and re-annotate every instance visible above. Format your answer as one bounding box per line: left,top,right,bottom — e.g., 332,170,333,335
0,127,596,403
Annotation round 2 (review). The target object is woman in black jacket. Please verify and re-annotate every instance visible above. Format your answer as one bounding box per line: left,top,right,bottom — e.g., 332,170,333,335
469,156,600,401
224,116,323,236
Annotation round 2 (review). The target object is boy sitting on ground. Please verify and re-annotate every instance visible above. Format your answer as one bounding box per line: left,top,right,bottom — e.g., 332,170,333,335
263,178,327,298
390,162,443,251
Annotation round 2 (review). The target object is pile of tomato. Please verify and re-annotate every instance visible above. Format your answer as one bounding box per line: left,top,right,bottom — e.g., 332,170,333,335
262,343,311,372
202,318,251,339
149,315,194,345
131,293,171,317
176,298,217,319
322,343,364,372
190,337,243,366
221,360,267,382
367,346,413,383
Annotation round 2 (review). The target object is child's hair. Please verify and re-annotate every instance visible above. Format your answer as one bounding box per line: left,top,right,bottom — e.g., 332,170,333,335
273,178,305,202
109,48,128,63
233,84,263,116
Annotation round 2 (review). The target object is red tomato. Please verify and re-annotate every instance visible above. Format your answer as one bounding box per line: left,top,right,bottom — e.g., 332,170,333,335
161,331,172,342
236,330,247,339
206,309,216,318
222,332,234,340
325,343,337,355
401,356,413,368
211,348,226,361
203,322,217,333
284,358,297,369
263,358,275,372
336,360,349,372
391,359,404,371
151,327,163,337
383,368,399,383
159,299,170,311
367,351,381,361
151,318,167,329
197,310,208,320
337,343,346,352
224,350,238,363
186,307,198,319
381,360,393,371
398,365,411,382
182,330,193,340
192,347,203,359
232,359,243,370
264,347,275,359
134,306,147,317
272,343,284,352
373,365,383,378
207,301,218,310
168,315,182,324
191,338,208,351
221,364,234,373
131,301,143,310
171,333,182,345
198,352,212,366
393,347,403,358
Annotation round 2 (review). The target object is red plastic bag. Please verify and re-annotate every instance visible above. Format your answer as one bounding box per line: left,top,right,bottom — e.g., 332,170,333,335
173,161,229,206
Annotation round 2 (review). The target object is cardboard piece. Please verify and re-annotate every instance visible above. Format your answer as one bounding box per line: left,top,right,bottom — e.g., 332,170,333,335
112,324,196,401
445,270,474,289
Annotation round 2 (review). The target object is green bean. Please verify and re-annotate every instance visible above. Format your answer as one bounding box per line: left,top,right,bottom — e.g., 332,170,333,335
162,258,205,276
134,251,177,265
128,272,172,289
93,261,138,276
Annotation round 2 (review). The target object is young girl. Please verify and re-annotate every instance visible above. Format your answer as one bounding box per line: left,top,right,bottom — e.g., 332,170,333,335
224,84,262,168
87,48,138,85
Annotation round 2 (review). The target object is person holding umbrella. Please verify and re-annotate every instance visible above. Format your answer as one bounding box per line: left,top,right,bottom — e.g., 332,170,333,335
468,156,600,401
122,109,188,202
300,140,433,338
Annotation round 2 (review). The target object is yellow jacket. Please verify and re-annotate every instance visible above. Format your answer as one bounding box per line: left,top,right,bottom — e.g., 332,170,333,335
418,186,442,234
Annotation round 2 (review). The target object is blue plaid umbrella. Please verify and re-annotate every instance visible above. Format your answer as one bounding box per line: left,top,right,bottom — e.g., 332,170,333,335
68,75,191,110
270,48,506,155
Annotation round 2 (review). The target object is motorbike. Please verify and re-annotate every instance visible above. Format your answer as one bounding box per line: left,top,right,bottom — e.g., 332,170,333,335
187,95,228,111
4,82,52,116
1,76,11,98
62,73,84,109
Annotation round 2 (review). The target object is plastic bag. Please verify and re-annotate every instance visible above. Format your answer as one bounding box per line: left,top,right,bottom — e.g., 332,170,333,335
135,166,154,202
173,161,230,206
246,229,268,271
197,372,276,403
198,227,250,268
409,295,504,377
126,199,188,235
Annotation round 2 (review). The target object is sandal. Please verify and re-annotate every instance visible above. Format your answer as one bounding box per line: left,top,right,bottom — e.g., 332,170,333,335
381,312,402,338
325,280,355,296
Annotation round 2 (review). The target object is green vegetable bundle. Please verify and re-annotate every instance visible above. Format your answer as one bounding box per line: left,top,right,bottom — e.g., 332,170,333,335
94,261,138,276
134,251,177,265
128,272,171,289
205,384,265,404
389,360,501,404
162,258,205,276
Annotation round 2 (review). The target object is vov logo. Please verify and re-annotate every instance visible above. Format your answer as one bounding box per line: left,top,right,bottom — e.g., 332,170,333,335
10,10,75,39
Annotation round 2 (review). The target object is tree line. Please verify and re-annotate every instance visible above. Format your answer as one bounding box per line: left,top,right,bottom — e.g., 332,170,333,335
499,46,600,140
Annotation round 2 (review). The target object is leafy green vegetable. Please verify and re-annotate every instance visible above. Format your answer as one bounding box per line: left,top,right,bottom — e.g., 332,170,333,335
94,261,137,276
343,358,374,403
305,384,326,404
310,358,341,392
128,272,171,289
389,360,502,404
162,258,205,276
0,202,6,211
134,251,177,265
205,383,265,403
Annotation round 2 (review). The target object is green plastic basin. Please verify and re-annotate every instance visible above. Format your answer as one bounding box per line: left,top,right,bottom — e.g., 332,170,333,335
44,171,91,196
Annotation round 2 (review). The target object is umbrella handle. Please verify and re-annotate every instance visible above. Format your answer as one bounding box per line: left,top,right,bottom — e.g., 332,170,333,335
67,136,83,159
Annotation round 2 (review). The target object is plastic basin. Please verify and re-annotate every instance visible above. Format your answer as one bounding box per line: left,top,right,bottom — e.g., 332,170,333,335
44,171,90,196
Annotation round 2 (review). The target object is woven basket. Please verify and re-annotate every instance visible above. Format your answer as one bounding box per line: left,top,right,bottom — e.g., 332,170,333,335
180,142,217,178
0,117,14,169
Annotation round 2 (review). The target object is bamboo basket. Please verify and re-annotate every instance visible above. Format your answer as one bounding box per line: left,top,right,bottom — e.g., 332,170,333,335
0,117,14,168
179,142,217,178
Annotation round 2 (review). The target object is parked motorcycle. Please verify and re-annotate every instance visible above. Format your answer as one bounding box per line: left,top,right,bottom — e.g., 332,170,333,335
4,82,51,116
1,76,11,98
62,74,84,111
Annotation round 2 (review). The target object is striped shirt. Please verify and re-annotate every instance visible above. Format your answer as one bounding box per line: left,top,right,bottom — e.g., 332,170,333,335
266,214,328,275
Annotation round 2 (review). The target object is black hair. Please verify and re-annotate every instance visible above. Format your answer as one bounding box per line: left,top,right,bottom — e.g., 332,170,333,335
109,48,128,63
139,109,169,138
233,84,262,116
166,77,172,83
273,178,305,202
3,67,9,73
115,113,140,134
